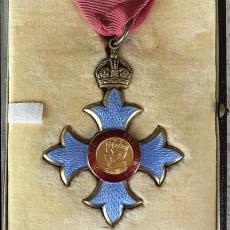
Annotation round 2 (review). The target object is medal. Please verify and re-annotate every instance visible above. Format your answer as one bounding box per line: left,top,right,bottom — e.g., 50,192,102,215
43,1,184,226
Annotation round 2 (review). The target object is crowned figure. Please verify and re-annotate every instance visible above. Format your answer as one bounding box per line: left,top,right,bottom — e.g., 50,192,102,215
104,139,130,174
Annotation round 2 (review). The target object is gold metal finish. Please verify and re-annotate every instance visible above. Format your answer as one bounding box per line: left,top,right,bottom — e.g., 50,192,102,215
218,104,227,118
96,137,134,175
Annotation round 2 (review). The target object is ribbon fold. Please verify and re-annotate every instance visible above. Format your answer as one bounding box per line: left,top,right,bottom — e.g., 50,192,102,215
75,0,155,36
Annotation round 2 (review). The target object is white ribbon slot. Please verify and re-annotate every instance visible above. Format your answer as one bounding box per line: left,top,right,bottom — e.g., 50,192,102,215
8,103,43,124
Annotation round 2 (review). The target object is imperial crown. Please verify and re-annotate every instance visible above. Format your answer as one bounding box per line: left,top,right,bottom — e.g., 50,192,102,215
95,47,133,89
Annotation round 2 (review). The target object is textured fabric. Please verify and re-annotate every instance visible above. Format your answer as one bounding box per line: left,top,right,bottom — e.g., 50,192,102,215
75,0,155,36
8,103,43,124
8,0,217,229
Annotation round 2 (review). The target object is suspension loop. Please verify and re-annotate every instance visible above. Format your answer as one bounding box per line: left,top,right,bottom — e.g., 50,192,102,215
109,19,132,48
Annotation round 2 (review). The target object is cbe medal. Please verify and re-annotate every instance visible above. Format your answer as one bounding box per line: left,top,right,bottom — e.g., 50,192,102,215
43,22,184,226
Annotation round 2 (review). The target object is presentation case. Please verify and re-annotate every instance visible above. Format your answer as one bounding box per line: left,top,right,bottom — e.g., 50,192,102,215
1,0,227,229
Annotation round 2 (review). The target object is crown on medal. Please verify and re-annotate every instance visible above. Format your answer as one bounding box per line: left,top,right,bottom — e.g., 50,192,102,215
106,139,129,152
95,47,133,89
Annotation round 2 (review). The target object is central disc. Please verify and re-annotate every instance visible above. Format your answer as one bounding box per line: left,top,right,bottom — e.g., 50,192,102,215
88,130,140,182
96,137,134,175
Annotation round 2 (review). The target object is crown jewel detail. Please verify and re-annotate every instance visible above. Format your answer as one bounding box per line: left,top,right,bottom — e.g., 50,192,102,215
95,46,133,89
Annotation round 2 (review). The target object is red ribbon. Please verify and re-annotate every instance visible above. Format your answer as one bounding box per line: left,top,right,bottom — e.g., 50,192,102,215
75,0,155,36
